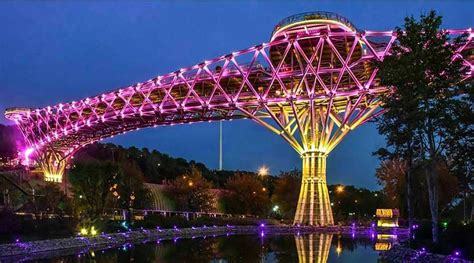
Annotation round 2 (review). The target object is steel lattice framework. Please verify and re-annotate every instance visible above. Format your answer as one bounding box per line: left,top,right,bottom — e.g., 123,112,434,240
5,11,473,226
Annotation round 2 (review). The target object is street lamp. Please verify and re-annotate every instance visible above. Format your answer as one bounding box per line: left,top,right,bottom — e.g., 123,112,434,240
336,185,344,193
258,166,268,176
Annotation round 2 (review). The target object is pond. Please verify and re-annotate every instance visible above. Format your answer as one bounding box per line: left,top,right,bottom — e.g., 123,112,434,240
27,233,397,262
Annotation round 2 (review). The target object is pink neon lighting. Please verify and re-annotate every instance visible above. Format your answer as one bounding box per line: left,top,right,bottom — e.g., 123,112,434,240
3,14,472,172
23,147,34,166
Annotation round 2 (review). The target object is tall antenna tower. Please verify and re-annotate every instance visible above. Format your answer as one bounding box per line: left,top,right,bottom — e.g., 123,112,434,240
219,121,223,170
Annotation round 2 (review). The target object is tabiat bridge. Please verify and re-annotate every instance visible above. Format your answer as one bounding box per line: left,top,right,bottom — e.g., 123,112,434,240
5,11,473,226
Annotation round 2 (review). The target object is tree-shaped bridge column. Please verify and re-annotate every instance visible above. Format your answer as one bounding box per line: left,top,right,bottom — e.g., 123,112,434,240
241,96,382,226
36,147,68,183
295,151,333,225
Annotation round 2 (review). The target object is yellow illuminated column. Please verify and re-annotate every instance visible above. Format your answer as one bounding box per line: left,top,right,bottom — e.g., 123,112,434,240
294,151,334,226
295,233,333,263
38,149,67,183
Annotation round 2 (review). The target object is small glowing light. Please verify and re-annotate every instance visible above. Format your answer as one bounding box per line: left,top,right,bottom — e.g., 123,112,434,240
336,245,342,255
188,181,193,187
80,228,88,235
336,186,344,193
44,173,63,183
22,147,34,166
258,166,268,176
272,205,279,212
90,226,97,236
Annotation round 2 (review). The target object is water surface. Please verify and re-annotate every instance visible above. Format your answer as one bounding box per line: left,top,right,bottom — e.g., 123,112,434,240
28,233,395,262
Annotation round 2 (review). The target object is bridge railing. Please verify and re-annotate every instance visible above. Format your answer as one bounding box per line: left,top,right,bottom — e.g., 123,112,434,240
272,11,359,36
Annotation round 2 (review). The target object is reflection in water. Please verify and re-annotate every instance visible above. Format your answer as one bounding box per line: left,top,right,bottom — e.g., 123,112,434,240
295,234,333,263
30,233,394,263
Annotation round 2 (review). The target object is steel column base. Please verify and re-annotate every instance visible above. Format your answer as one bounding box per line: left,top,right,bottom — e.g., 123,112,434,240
294,152,334,226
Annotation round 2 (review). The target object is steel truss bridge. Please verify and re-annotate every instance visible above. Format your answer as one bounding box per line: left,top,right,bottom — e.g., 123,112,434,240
5,11,473,226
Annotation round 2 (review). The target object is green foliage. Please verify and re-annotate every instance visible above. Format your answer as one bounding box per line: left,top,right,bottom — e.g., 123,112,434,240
166,166,215,212
113,159,150,210
376,10,470,242
0,124,24,161
0,209,20,237
76,143,225,186
34,183,72,216
411,221,474,260
271,169,301,219
222,173,271,216
328,185,383,224
0,211,77,243
70,144,152,222
69,160,119,220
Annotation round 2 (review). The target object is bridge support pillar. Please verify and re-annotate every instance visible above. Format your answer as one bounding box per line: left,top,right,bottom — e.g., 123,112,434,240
294,152,333,226
37,149,68,183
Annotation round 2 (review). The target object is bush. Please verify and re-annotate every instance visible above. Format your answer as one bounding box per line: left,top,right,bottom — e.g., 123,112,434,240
0,213,78,244
410,220,474,260
0,209,21,237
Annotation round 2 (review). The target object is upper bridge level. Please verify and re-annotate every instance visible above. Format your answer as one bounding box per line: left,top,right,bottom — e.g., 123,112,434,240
5,12,473,161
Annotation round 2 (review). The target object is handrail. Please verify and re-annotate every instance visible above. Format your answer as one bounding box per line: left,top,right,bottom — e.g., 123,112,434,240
272,11,359,36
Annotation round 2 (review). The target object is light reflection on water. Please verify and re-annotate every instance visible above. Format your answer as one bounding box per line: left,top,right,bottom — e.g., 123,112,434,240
36,233,396,263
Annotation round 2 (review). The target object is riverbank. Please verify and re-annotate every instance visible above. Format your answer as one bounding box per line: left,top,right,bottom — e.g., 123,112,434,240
381,244,472,263
0,225,403,261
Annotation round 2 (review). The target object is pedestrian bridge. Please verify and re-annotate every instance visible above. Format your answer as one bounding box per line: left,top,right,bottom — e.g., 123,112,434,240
5,11,473,226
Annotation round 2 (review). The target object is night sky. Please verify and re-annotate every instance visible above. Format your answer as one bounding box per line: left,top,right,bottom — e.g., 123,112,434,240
1,2,472,189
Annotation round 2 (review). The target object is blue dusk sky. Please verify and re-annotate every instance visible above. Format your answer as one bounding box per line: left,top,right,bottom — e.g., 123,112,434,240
0,1,472,189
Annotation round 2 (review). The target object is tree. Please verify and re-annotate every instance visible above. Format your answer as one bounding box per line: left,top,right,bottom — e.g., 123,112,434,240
375,158,408,210
376,157,459,220
0,124,24,163
222,173,271,215
443,78,473,221
329,185,383,223
34,183,71,217
376,10,468,242
115,159,150,208
69,160,119,220
271,169,301,219
167,166,214,212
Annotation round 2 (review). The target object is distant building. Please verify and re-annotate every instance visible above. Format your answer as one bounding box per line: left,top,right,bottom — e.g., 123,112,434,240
376,208,399,227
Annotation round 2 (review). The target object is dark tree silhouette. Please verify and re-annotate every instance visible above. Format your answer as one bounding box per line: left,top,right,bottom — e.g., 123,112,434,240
376,10,469,242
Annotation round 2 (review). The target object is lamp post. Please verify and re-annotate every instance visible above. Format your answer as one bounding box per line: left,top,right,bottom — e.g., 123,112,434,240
258,166,268,177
